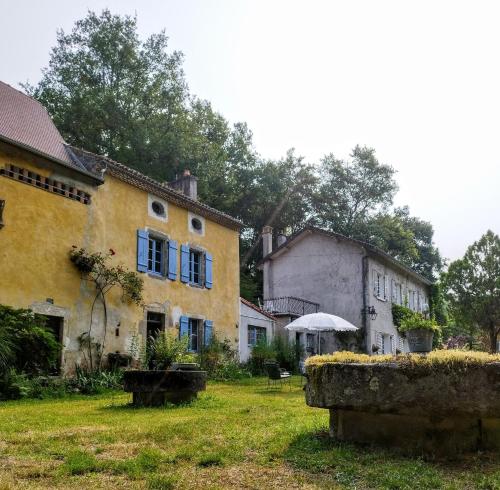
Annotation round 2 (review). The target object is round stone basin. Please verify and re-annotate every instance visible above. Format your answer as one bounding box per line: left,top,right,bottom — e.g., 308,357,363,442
305,360,500,456
124,369,207,406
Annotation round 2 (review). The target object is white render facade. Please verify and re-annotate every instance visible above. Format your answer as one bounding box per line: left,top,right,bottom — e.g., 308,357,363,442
239,298,276,362
260,226,431,356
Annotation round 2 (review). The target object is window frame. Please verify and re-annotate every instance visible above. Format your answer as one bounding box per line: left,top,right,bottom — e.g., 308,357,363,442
247,325,267,347
373,270,387,301
187,318,200,352
189,248,204,286
147,235,167,276
392,281,403,305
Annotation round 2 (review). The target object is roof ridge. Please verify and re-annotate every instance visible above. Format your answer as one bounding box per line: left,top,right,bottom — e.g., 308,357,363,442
68,145,243,229
260,225,433,285
240,297,277,320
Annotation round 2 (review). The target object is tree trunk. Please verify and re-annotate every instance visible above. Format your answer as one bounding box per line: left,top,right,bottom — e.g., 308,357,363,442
488,322,498,353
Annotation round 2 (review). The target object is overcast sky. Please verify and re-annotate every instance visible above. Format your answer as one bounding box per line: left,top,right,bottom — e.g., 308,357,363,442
2,0,499,262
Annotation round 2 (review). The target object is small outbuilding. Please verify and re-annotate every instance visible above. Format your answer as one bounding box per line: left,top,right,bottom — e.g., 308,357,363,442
239,297,276,362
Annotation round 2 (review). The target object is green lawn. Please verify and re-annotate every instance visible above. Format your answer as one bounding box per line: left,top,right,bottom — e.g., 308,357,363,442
0,377,498,489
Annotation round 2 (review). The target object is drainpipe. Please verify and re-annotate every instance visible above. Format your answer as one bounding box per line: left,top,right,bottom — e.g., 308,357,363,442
362,254,369,353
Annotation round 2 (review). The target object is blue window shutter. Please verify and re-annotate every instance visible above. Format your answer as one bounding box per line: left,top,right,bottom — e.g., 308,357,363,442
168,240,178,280
204,320,213,346
180,245,190,283
179,316,189,338
137,229,148,272
205,253,213,289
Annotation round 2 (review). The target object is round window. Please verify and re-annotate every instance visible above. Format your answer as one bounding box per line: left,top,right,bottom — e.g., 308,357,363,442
191,217,203,231
151,201,165,216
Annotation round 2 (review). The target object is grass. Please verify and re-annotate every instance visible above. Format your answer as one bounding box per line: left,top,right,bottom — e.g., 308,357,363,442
0,377,497,489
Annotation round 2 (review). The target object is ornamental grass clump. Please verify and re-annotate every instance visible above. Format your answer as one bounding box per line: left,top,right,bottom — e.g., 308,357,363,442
306,349,500,369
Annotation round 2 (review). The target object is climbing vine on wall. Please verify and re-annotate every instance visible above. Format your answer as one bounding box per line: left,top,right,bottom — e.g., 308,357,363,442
69,247,143,371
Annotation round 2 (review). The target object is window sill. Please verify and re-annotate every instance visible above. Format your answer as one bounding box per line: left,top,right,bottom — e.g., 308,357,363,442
148,272,167,281
188,283,205,289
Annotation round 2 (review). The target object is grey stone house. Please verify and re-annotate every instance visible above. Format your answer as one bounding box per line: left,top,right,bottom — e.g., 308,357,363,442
259,226,432,355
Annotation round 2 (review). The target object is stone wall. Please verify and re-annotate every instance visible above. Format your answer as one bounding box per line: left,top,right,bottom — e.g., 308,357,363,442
306,361,500,456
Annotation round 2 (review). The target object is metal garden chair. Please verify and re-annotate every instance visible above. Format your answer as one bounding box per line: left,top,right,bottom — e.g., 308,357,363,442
264,360,292,390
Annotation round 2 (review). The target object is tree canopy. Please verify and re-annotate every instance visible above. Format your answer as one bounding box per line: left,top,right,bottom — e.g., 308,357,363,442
26,9,443,299
443,230,500,352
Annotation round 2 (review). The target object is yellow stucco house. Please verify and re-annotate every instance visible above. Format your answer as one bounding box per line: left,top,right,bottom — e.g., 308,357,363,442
0,81,241,374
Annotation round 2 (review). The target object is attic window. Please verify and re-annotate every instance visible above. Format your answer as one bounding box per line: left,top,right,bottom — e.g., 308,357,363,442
148,195,168,222
0,164,91,204
191,218,202,232
151,201,165,217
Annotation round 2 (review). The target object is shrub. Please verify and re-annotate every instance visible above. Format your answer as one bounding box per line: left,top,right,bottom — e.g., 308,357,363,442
391,304,414,328
247,336,303,375
0,305,61,376
67,366,124,394
198,336,251,381
399,314,441,333
247,338,276,374
271,335,303,373
146,331,196,370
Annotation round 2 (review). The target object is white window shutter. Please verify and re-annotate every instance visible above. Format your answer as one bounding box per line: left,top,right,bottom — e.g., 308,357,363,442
390,335,396,354
373,271,378,296
398,336,404,352
376,332,383,354
384,276,389,300
391,279,396,302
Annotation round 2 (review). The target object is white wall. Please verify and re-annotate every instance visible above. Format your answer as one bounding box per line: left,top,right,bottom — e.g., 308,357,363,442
263,231,431,355
264,232,365,328
239,301,275,362
367,256,430,354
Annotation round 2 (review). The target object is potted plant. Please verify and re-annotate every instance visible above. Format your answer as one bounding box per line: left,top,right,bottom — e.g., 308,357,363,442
124,331,206,406
399,314,440,353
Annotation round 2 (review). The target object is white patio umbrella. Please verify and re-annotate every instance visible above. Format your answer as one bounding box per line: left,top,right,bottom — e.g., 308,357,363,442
285,312,358,355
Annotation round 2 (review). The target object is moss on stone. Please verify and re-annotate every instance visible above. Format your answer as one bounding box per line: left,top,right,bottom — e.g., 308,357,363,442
306,349,500,369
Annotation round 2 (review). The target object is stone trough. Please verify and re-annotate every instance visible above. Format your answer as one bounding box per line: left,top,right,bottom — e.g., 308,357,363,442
305,360,500,457
124,369,207,406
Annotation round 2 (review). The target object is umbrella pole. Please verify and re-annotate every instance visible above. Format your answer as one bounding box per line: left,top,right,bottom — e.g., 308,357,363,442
318,332,321,355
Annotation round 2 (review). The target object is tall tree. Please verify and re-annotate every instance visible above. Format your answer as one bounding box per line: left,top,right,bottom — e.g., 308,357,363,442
443,230,500,352
362,207,442,281
313,145,398,236
25,9,445,300
24,9,250,186
393,206,443,280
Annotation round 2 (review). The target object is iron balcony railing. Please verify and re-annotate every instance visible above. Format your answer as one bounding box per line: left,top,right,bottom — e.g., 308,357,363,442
263,296,320,317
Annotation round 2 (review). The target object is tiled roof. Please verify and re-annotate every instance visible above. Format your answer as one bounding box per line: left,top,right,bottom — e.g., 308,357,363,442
0,80,242,230
240,297,277,321
0,81,96,177
259,225,433,286
70,146,243,231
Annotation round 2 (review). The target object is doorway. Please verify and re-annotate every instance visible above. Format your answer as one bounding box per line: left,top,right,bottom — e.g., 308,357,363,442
43,315,63,374
146,312,165,341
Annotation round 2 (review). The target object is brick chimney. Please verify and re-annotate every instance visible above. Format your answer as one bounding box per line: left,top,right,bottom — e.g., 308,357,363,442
262,226,273,257
168,169,198,200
